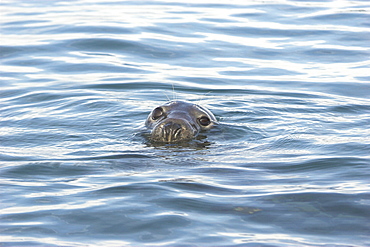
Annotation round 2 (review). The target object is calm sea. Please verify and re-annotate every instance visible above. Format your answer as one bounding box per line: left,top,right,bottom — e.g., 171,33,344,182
1,0,370,246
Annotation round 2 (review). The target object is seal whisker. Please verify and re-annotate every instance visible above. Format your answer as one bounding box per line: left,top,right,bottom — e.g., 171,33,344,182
172,83,177,101
163,91,171,102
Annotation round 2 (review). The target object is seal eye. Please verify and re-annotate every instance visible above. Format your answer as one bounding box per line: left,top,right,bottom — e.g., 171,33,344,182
152,107,164,120
199,116,211,126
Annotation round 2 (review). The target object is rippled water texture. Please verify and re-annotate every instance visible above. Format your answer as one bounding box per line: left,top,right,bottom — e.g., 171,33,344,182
1,0,370,246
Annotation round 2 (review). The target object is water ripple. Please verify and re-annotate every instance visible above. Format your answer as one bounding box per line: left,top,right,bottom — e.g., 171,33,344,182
1,0,370,246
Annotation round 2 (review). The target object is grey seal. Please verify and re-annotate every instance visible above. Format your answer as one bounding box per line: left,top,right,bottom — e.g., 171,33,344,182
145,101,217,143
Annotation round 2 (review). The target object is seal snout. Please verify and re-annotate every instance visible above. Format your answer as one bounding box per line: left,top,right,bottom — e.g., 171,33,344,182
152,118,196,143
163,122,182,142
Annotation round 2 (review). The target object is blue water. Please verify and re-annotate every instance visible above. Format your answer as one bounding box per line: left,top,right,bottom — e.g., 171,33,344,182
1,0,370,246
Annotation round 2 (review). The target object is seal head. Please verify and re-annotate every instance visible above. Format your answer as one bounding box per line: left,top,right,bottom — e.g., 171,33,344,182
145,101,217,143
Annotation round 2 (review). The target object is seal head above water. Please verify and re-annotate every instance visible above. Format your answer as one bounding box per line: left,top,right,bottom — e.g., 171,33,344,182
145,101,217,143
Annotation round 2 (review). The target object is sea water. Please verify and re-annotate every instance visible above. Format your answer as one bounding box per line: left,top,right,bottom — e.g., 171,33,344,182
1,0,370,246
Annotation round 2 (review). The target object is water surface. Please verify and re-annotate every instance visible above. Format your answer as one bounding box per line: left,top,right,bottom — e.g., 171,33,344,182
1,0,370,246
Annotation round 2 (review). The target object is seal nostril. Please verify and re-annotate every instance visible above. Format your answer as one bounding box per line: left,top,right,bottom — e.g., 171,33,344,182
163,122,183,142
173,127,182,139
